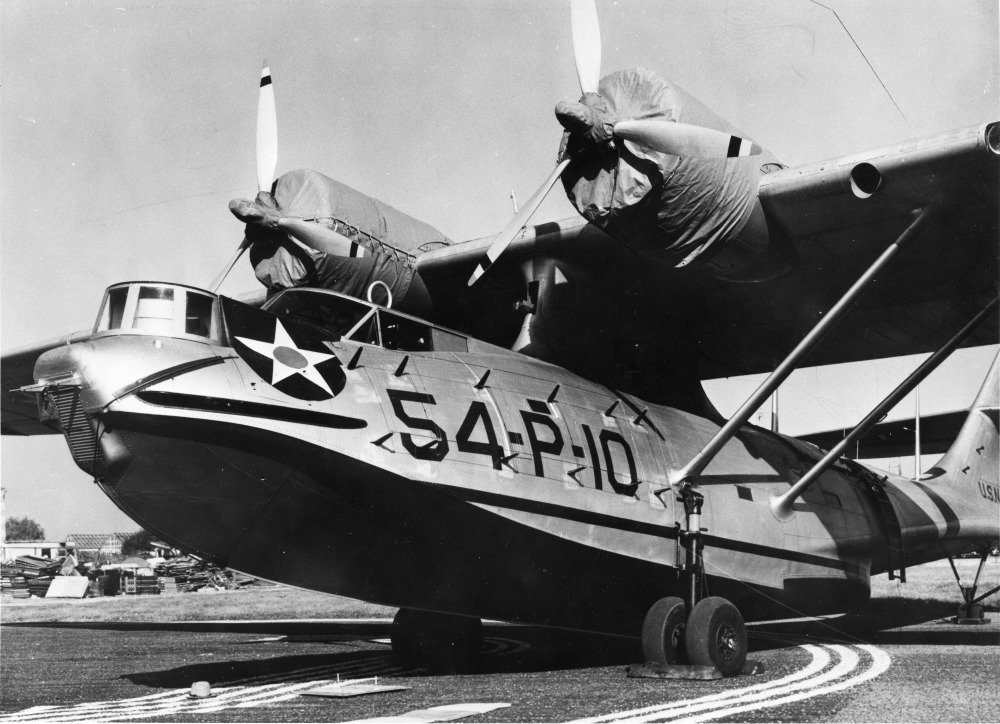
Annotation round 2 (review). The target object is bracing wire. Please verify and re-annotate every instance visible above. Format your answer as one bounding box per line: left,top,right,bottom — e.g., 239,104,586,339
806,0,909,127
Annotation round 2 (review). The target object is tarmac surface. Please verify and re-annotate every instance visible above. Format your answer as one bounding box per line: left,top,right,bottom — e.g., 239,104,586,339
1,603,998,723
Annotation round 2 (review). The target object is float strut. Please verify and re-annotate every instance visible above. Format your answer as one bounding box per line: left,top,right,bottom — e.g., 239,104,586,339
948,551,995,624
770,297,998,520
668,206,935,488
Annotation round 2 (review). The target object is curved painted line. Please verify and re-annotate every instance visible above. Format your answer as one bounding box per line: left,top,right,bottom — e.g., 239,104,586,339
669,645,890,724
570,644,830,724
572,642,890,724
667,645,860,724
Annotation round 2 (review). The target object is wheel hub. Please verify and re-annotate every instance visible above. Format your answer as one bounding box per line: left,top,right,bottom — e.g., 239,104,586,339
716,623,738,662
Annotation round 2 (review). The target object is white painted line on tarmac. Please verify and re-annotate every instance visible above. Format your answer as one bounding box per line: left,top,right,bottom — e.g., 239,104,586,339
568,642,890,724
569,645,829,724
0,654,415,723
666,645,891,724
0,636,547,723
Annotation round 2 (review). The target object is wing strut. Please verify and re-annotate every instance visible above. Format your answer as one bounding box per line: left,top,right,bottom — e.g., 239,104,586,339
770,296,998,520
667,206,937,489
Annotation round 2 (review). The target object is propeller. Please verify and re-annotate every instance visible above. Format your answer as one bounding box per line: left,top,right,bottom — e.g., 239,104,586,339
467,0,596,287
613,119,762,159
570,0,601,95
256,64,278,193
467,159,570,286
466,0,763,286
210,63,278,293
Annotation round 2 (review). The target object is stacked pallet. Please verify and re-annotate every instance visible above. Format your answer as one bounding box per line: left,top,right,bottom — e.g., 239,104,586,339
2,556,62,598
134,575,160,595
154,556,260,592
1,564,18,597
14,555,61,577
27,577,53,597
9,575,29,599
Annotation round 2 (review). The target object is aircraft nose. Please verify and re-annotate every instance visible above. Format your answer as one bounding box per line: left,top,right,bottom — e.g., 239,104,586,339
34,342,95,386
30,342,105,477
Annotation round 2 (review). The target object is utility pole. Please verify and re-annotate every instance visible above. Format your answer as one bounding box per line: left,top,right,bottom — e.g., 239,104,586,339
914,386,921,478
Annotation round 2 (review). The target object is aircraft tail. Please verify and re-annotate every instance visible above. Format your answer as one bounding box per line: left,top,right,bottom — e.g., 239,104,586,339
912,351,1000,557
930,352,1000,491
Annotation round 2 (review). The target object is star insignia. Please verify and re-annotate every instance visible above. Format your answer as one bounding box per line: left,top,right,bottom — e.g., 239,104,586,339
236,320,339,397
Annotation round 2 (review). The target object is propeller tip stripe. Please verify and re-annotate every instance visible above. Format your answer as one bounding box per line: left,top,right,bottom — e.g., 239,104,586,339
727,136,763,158
468,262,489,286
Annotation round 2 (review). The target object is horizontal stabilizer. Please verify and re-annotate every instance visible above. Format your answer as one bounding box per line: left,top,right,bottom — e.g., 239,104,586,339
797,410,967,460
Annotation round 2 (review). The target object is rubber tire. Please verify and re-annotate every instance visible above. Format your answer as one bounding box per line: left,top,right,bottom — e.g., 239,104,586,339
684,597,747,677
640,597,688,665
391,608,482,673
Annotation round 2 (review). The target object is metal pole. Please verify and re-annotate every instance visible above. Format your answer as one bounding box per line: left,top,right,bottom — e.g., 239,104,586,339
914,386,921,478
771,389,779,433
770,297,998,520
668,206,935,487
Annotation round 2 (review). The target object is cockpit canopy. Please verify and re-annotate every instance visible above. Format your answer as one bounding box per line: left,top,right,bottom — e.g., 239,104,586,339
263,288,469,352
94,282,221,343
93,283,476,354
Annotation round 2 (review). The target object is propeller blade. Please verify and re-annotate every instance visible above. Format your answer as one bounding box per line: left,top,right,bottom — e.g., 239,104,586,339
468,158,571,287
209,237,252,293
570,0,601,95
613,119,762,158
281,218,362,258
256,64,278,192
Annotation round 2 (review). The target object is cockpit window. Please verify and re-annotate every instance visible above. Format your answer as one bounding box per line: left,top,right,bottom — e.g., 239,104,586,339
185,291,215,337
93,282,221,342
103,286,129,330
431,328,468,352
348,315,380,346
265,290,372,341
379,311,432,351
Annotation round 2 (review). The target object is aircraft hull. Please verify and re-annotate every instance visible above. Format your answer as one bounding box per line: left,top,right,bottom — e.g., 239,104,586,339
91,405,869,633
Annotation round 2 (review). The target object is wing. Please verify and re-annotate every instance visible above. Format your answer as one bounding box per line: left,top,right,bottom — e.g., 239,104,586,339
701,121,999,378
419,122,999,399
1,330,92,435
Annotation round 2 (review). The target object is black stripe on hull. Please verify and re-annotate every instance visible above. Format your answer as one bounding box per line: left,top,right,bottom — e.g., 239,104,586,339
92,410,868,634
435,486,858,573
136,390,367,429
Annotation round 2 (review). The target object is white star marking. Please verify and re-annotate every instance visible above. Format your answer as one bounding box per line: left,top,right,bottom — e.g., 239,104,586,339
236,320,338,397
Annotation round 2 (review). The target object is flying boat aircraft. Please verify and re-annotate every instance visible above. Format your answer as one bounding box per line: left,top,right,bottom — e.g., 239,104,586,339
2,0,998,676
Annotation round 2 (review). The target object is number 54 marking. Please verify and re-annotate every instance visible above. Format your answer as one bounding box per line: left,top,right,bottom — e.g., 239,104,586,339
387,389,503,469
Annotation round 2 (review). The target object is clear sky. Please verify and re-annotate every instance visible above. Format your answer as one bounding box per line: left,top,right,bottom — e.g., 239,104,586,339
1,0,997,539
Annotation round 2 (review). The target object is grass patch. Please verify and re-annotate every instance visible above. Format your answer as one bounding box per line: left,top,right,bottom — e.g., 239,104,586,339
3,559,997,626
868,557,1000,611
1,586,396,624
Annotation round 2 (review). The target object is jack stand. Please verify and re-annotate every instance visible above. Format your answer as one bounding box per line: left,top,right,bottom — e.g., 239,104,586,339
678,486,706,612
948,552,997,625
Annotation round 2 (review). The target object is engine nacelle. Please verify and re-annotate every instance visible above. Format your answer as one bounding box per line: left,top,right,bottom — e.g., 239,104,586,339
558,68,795,283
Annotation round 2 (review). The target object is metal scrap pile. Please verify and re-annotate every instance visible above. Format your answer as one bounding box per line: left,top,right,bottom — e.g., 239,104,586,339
154,556,262,592
1,556,62,598
2,553,269,598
